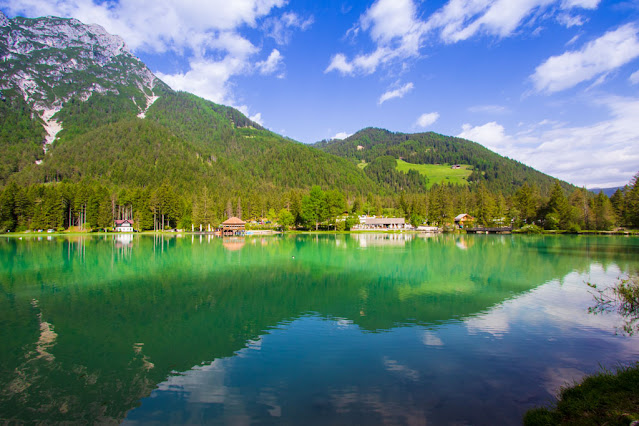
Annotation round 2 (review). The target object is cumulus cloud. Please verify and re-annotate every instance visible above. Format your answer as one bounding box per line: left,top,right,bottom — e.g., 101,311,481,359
2,0,295,107
157,57,245,105
256,49,283,75
630,69,639,84
325,0,425,75
415,112,440,128
326,0,602,76
457,96,639,187
378,82,414,105
532,23,639,93
458,121,509,150
332,131,352,140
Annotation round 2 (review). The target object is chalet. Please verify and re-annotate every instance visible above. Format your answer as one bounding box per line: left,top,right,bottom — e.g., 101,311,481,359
454,214,474,228
221,217,246,236
114,219,134,232
451,164,461,169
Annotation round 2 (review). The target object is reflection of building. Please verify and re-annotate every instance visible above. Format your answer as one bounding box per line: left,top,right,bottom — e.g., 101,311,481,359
115,219,134,232
115,234,134,247
222,237,245,251
354,216,410,230
221,217,246,236
416,225,440,232
353,233,413,247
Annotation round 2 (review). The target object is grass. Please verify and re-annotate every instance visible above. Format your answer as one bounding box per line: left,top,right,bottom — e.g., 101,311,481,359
357,160,368,169
395,159,473,188
524,363,639,426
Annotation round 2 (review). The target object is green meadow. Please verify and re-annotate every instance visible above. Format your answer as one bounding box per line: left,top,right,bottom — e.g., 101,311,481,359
395,159,473,188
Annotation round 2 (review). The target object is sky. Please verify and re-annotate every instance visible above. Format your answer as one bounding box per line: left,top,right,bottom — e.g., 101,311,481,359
2,0,639,188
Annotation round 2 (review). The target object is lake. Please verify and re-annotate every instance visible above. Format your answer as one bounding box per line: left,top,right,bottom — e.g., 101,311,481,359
1,233,638,425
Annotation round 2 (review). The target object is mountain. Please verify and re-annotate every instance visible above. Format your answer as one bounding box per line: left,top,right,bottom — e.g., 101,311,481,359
0,12,589,232
589,187,622,197
314,127,573,195
0,12,375,196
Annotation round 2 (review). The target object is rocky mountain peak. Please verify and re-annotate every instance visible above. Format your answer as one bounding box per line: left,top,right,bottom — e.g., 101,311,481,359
0,13,168,151
0,10,9,27
0,14,162,111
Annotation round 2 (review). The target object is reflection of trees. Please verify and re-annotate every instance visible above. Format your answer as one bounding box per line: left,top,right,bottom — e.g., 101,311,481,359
0,234,636,422
588,275,639,335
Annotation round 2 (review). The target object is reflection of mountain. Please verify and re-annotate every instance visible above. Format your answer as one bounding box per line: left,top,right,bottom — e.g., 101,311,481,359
0,235,636,423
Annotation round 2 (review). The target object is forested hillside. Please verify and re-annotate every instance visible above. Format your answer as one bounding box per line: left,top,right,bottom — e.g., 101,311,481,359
315,128,573,195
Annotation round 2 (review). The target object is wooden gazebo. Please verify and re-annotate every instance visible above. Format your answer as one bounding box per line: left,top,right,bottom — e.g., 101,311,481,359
221,217,246,236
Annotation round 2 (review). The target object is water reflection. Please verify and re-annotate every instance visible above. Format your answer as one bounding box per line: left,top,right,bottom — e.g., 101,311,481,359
0,234,638,424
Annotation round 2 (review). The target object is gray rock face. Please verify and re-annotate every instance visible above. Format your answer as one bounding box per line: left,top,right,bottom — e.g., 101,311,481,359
0,11,9,27
0,13,162,111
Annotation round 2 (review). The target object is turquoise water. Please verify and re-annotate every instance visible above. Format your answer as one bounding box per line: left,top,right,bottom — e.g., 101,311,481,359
1,233,638,424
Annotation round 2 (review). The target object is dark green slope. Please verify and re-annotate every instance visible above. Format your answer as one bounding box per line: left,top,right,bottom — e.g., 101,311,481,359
11,91,376,194
0,90,46,182
315,127,573,195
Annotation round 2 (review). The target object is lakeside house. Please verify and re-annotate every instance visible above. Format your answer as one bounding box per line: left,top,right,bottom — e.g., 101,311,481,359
354,216,411,230
221,217,246,236
454,214,474,228
114,219,134,232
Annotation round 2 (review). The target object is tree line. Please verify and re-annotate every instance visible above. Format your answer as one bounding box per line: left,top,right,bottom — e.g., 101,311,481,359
1,173,638,233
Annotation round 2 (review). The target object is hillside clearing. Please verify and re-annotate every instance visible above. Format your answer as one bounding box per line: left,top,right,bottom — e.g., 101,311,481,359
395,159,472,188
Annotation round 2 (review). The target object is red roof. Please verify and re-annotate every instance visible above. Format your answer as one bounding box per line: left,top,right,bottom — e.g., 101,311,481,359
114,219,134,225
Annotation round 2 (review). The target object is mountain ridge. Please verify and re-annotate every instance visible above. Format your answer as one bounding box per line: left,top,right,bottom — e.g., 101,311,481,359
314,127,574,195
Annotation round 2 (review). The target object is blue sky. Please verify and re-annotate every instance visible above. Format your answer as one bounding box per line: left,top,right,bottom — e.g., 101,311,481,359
2,0,639,188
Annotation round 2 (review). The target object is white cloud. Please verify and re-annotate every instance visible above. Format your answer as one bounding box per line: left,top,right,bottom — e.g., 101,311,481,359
561,0,600,8
630,69,639,84
325,0,426,75
326,53,355,75
326,0,602,76
2,0,286,53
264,11,313,45
332,132,352,140
556,13,586,27
458,121,509,150
256,49,283,75
249,112,264,126
415,112,440,128
2,0,294,108
157,57,245,105
532,23,639,93
424,0,597,44
457,96,639,187
378,82,414,105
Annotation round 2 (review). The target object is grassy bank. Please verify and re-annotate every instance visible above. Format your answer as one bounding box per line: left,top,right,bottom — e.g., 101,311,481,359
524,363,639,425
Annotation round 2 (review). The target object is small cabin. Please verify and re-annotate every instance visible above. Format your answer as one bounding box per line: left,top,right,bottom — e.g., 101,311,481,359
451,164,461,169
221,217,246,236
114,219,134,232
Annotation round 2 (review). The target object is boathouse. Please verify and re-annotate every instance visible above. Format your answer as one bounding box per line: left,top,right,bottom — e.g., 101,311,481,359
221,217,246,236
